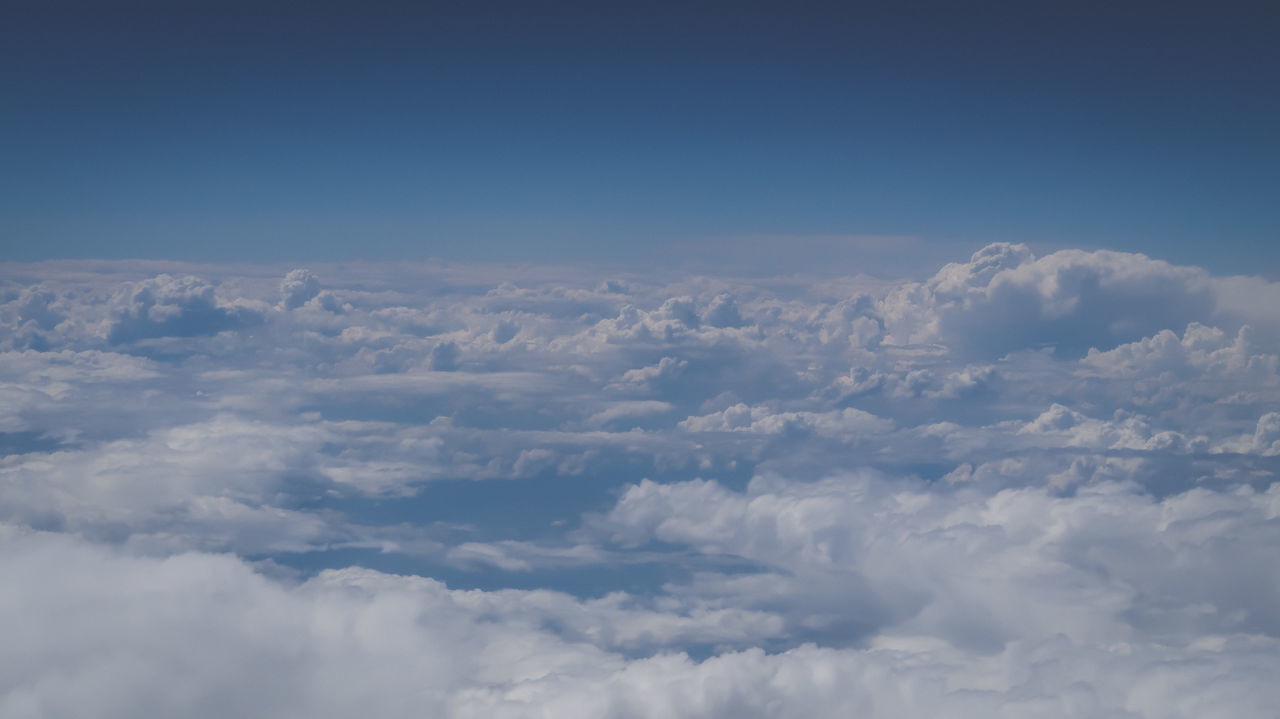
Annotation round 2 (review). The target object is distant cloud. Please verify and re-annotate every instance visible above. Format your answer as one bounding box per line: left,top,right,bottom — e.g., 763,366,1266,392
279,268,321,309
881,243,1218,358
105,274,261,344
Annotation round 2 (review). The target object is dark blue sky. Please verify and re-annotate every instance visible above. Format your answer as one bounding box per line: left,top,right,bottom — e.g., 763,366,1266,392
3,0,1278,274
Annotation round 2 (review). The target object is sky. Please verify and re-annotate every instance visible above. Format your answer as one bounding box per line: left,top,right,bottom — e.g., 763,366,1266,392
3,0,1278,274
4,3,1280,718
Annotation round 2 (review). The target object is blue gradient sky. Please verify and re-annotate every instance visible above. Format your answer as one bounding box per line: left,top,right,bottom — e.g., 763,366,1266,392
3,0,1278,274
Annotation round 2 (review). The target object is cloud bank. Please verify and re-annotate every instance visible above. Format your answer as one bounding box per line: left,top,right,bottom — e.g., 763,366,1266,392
1,244,1278,716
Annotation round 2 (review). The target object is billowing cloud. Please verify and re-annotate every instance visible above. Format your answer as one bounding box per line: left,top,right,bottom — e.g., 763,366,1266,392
105,274,263,344
279,268,322,310
1,246,1278,716
881,243,1219,358
5,528,1279,718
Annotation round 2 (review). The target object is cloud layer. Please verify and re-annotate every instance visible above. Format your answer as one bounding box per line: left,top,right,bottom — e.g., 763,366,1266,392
1,244,1278,716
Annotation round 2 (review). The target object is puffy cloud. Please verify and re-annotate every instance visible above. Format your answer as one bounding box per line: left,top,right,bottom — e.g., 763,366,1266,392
703,293,746,328
1015,403,1200,452
1081,323,1277,380
0,414,350,552
11,285,63,330
2,246,1278,716
1217,412,1280,456
679,404,893,438
882,244,1219,358
595,472,1280,647
105,274,262,344
279,268,322,310
4,529,1279,719
613,356,688,388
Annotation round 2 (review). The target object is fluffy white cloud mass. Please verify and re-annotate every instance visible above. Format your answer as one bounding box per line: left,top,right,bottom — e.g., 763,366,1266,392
1,244,1278,717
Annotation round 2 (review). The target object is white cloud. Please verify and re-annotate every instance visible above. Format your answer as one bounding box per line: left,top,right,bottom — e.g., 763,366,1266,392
881,244,1220,358
595,472,1280,647
105,274,264,345
279,268,322,310
679,404,893,438
1,245,1278,716
587,401,675,428
3,529,1278,719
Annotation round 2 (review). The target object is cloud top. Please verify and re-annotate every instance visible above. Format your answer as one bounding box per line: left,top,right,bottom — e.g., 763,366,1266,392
1,245,1278,716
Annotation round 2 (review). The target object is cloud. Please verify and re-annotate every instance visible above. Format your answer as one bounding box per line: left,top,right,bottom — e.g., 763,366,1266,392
1217,412,1280,455
882,243,1219,358
587,401,675,428
4,529,1279,719
429,340,462,371
679,404,893,438
105,274,262,345
279,268,322,310
1,246,1278,716
614,356,688,387
1080,323,1278,382
594,471,1280,648
11,285,64,331
702,293,746,328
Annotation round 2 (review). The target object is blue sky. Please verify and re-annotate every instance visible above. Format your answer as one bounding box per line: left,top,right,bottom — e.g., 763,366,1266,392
3,1,1278,273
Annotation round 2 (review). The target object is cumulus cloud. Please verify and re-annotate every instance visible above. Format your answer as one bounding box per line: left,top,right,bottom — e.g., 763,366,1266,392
679,404,893,438
105,274,262,344
11,285,63,330
881,243,1218,358
2,244,1278,716
1081,323,1278,381
279,268,322,310
703,293,746,328
4,529,1279,719
597,470,1280,653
